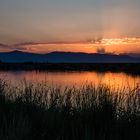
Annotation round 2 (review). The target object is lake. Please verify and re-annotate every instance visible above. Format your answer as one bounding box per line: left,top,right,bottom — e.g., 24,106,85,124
0,71,140,90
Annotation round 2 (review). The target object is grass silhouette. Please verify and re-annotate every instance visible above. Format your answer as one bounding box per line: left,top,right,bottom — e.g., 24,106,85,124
0,79,139,140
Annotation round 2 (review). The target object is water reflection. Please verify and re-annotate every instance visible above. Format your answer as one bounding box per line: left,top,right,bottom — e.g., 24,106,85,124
0,71,139,90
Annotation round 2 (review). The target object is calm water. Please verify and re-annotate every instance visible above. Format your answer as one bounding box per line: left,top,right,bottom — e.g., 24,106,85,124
0,71,140,89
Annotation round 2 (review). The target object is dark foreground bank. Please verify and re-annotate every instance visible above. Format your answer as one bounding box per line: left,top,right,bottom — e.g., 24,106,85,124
0,79,139,140
0,63,140,75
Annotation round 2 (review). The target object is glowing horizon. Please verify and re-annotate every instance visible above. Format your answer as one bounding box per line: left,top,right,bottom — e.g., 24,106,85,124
0,37,140,54
0,0,140,54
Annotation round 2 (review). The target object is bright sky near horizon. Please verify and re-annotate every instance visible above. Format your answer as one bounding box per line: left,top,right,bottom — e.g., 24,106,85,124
0,0,140,53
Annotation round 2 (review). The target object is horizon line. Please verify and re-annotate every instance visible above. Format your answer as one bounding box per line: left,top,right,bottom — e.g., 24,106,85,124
0,50,139,56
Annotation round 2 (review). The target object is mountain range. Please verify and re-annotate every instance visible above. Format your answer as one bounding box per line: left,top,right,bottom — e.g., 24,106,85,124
0,50,139,63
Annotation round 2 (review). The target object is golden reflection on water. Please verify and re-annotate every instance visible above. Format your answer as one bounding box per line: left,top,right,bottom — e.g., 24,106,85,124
0,71,139,90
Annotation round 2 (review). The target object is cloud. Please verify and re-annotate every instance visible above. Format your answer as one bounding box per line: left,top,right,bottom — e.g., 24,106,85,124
0,41,89,53
96,47,106,54
0,37,140,54
0,43,9,48
0,43,29,51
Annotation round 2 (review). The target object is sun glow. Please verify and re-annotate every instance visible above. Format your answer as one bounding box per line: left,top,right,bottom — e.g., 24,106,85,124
90,37,140,46
87,37,140,54
0,37,140,54
20,37,140,54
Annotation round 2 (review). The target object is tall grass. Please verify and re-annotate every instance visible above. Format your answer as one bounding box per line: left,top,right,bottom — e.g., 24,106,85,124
0,79,139,140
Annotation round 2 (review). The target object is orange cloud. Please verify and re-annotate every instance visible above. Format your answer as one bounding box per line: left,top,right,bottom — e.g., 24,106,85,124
0,37,140,54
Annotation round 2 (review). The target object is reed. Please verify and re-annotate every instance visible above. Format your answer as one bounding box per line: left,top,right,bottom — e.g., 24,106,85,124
0,79,139,140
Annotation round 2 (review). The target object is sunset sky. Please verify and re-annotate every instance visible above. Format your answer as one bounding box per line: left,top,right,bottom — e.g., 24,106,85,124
0,0,140,54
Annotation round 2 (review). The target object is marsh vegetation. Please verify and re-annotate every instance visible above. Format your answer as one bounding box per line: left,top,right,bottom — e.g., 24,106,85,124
0,79,139,140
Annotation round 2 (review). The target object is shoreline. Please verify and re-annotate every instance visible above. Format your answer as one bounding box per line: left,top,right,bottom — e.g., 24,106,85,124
0,63,139,75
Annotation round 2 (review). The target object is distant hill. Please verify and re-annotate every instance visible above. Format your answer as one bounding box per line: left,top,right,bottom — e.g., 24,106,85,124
121,53,140,58
0,51,139,63
0,50,47,62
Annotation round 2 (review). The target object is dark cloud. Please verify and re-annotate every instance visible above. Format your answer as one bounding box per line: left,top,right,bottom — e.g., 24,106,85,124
0,43,9,48
0,41,89,52
0,43,28,51
96,47,106,54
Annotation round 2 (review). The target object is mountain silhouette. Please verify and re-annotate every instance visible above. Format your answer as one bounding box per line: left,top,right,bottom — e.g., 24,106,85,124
121,53,140,58
0,51,139,63
0,50,47,62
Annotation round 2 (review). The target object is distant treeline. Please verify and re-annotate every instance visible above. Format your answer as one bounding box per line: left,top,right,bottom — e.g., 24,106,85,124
0,62,140,75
